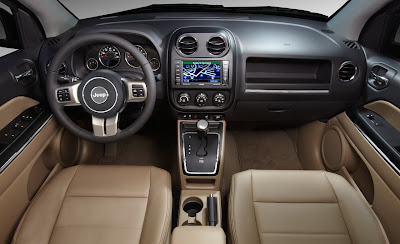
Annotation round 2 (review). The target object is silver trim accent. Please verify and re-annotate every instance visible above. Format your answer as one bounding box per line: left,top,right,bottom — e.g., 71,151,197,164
82,77,118,113
125,45,148,69
339,61,358,82
92,113,119,137
245,89,330,94
354,124,400,175
121,78,148,103
98,45,121,68
206,34,229,57
15,68,34,82
90,86,109,104
176,35,198,56
181,132,221,175
149,57,160,72
86,58,99,71
0,115,53,173
55,82,81,106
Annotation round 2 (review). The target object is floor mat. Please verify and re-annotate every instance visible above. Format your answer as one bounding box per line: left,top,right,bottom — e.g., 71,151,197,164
232,129,303,171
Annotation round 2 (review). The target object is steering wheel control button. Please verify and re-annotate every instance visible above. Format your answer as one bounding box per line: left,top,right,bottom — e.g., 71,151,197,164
195,92,208,106
178,92,191,106
90,86,109,104
132,84,145,98
56,88,71,102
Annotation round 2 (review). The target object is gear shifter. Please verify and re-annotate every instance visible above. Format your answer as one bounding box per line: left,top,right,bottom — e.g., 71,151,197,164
196,119,209,139
196,120,209,156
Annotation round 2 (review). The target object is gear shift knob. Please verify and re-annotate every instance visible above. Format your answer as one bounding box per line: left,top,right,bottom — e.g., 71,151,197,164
197,119,209,139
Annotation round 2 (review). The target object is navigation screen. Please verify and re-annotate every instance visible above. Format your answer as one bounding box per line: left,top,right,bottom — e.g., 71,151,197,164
182,61,221,83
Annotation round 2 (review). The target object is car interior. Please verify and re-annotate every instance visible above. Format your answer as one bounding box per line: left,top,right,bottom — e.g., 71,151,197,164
1,0,400,243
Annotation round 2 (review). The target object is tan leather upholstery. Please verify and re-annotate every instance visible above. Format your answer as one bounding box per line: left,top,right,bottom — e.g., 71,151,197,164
13,165,172,244
229,170,389,244
171,226,226,244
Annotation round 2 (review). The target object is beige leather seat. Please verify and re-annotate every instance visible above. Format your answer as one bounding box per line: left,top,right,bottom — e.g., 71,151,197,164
12,165,172,244
229,170,389,244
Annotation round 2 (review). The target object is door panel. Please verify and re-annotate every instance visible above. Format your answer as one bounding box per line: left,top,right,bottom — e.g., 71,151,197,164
0,97,62,244
327,46,400,243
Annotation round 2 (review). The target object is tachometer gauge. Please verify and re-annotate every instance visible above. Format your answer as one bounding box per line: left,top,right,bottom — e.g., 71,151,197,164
149,58,160,71
86,58,98,71
125,45,147,68
98,45,121,68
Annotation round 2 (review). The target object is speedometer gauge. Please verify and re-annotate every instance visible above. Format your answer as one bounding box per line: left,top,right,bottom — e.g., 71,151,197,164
125,45,147,68
98,45,121,68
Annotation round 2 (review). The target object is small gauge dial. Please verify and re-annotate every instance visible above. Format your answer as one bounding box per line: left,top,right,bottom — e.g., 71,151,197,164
149,58,160,71
125,45,147,68
98,45,121,68
86,58,98,71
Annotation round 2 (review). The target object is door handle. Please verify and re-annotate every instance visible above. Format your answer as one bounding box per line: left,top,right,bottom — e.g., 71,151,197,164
370,71,389,86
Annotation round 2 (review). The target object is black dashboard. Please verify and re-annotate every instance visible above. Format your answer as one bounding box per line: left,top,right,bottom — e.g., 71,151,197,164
38,12,367,124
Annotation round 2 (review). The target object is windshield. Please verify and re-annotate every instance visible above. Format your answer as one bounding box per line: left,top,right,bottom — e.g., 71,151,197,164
58,0,349,20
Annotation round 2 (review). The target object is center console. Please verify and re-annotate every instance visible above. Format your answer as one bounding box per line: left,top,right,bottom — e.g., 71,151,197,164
169,28,235,112
171,28,232,244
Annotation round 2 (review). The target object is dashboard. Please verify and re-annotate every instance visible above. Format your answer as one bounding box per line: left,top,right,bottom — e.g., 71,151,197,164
39,12,367,124
83,44,160,71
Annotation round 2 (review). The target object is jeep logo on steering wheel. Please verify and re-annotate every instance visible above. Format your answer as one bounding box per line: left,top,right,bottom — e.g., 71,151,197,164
90,86,109,104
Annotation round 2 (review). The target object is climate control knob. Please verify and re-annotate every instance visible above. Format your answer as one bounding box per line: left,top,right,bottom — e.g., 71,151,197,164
195,93,208,106
213,93,226,106
177,92,191,106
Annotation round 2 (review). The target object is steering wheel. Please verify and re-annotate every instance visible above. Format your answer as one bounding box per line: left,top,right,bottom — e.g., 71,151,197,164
46,33,156,143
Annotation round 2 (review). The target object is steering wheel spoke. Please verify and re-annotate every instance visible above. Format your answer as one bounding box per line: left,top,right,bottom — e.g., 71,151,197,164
55,82,81,106
92,113,119,137
122,77,147,103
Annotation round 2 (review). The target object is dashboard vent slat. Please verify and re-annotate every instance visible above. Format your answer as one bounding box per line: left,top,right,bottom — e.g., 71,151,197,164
177,36,197,55
343,41,360,50
339,62,358,82
48,38,61,46
207,36,227,55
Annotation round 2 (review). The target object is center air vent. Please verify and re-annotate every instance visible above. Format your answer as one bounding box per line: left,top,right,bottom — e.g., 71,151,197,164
339,62,358,82
207,36,227,55
177,35,197,55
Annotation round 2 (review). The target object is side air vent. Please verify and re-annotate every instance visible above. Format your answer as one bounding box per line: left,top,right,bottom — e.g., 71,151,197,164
48,38,61,46
339,62,358,82
343,41,360,50
207,36,227,55
177,35,197,55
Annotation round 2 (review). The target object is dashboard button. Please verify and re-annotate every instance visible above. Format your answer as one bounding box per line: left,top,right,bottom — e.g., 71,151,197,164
195,93,208,106
177,92,191,106
213,93,226,106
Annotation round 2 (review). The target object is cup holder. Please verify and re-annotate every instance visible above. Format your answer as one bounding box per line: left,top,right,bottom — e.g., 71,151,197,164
183,197,203,217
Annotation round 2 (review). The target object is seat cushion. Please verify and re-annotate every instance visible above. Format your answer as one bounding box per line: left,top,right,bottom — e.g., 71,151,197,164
229,170,388,244
12,165,172,244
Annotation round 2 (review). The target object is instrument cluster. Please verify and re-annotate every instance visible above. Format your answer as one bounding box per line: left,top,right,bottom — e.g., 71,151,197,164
84,44,161,73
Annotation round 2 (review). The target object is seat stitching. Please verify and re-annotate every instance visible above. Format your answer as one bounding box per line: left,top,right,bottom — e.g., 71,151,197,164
253,201,337,204
251,170,262,244
48,165,80,243
65,195,149,198
158,169,172,244
324,172,353,244
138,167,151,244
260,232,350,235
229,175,238,244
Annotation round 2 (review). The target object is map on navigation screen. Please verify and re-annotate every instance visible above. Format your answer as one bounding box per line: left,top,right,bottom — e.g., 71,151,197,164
182,61,221,83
